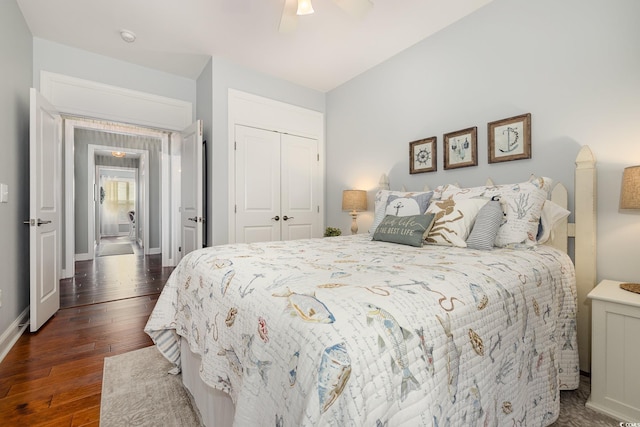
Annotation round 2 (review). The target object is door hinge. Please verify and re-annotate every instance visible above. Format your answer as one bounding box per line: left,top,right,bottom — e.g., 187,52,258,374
317,205,320,213
178,246,182,252
234,141,237,150
234,205,237,213
317,153,319,161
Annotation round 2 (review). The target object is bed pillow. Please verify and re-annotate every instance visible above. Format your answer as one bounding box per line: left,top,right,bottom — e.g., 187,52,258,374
537,200,571,244
370,190,433,235
424,197,488,247
466,197,504,250
372,213,436,247
441,176,552,247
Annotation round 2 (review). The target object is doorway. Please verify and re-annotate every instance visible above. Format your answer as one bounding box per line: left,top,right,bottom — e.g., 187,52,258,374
96,165,137,257
61,119,174,309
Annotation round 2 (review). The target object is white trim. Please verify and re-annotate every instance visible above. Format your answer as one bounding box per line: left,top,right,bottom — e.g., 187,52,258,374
40,71,192,131
0,307,30,364
227,89,325,243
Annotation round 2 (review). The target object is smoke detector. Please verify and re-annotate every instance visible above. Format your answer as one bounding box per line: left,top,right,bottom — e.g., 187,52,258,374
120,29,136,43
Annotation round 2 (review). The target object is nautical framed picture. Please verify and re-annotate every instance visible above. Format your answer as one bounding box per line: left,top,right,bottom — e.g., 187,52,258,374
443,126,477,170
409,137,437,174
488,113,531,163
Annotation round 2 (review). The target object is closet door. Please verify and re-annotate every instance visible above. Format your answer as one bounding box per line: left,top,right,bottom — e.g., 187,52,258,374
281,133,319,240
235,125,281,243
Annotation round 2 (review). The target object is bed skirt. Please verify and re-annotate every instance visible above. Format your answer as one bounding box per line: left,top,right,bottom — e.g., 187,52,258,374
181,338,235,427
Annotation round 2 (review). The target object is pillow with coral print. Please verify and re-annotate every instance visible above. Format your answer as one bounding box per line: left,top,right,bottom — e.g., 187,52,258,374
424,197,488,247
441,176,552,247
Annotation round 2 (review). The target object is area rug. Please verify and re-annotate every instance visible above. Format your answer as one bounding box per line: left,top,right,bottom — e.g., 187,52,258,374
102,346,619,426
98,243,134,256
100,346,202,426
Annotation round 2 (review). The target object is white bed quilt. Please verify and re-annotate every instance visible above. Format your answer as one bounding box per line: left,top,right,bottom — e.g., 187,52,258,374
145,234,579,426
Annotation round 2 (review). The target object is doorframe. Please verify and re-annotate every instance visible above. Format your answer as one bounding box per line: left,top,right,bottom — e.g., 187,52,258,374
95,165,138,240
40,71,192,277
89,146,149,257
63,119,168,277
227,89,325,243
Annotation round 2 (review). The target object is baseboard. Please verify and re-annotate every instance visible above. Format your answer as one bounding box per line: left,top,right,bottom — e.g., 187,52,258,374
0,307,29,364
75,252,91,261
147,247,161,255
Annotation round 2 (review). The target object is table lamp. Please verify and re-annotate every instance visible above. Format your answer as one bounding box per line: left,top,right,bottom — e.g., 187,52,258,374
619,165,640,294
620,165,640,210
342,190,367,234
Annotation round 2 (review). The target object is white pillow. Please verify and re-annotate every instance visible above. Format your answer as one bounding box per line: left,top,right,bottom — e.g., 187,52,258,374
537,200,570,244
370,190,433,235
424,197,488,247
441,176,552,247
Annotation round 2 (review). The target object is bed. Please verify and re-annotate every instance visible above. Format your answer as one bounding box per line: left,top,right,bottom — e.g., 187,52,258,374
145,146,597,426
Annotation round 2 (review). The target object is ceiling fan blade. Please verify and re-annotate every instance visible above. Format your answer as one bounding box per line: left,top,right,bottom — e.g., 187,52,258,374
332,0,373,18
279,0,298,33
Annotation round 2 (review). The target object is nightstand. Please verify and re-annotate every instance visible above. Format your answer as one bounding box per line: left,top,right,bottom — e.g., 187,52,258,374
586,280,640,421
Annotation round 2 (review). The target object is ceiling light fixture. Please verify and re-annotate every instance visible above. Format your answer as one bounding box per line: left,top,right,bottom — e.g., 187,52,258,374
120,29,136,43
112,151,126,158
296,0,314,15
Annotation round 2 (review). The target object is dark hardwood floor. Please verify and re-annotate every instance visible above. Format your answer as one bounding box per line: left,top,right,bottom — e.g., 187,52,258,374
0,238,174,426
60,237,173,309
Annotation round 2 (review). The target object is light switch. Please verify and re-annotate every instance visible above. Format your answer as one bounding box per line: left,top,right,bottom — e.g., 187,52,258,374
0,183,8,203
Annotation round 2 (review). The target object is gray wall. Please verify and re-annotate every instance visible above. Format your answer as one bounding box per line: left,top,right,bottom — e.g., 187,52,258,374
0,0,32,340
209,56,326,245
74,129,162,253
326,0,640,283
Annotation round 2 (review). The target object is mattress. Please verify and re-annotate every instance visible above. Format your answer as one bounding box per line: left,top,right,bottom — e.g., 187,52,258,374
145,234,579,426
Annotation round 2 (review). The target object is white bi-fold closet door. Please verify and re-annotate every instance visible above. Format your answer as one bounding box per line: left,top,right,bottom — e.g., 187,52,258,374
235,124,320,243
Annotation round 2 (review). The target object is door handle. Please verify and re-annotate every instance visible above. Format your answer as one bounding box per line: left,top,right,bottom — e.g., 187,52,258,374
187,217,198,222
23,219,51,226
271,215,280,221
283,215,294,221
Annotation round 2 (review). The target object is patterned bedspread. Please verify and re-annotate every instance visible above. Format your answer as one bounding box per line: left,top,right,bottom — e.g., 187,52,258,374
145,234,579,426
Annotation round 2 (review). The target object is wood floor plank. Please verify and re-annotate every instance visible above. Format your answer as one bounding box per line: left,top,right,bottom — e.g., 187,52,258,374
0,247,173,425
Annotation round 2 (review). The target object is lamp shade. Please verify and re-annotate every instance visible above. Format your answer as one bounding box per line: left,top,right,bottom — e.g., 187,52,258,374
620,165,640,209
342,190,367,212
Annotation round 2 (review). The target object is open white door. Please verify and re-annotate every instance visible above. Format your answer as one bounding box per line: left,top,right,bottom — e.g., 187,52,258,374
180,120,204,257
28,88,62,332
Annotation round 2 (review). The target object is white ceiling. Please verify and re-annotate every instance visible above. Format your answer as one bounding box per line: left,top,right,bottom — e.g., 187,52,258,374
16,0,493,93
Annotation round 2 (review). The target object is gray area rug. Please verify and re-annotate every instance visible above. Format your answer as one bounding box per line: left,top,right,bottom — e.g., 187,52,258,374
98,243,134,256
102,346,619,426
101,346,202,426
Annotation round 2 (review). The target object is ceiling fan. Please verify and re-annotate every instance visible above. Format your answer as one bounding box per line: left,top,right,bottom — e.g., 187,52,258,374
279,0,373,33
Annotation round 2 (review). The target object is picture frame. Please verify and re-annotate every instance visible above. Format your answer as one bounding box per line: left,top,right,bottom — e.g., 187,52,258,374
409,137,437,174
488,113,531,163
443,126,477,170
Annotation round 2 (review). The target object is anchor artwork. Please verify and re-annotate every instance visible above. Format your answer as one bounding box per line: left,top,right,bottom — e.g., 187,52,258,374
488,113,532,163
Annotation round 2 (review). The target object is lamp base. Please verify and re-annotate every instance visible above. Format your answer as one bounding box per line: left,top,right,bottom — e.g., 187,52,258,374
350,211,359,235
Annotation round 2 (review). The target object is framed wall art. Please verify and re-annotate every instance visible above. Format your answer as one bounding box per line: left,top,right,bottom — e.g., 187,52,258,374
488,113,531,163
443,126,477,170
409,137,437,174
